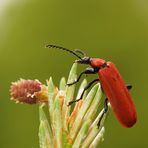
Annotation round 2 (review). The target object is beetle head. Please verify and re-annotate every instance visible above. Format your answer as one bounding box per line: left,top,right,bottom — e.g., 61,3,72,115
75,57,90,64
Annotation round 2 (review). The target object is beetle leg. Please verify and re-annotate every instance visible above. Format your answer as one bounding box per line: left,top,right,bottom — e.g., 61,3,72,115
97,98,108,127
68,78,99,106
126,85,132,90
97,85,132,127
67,67,98,86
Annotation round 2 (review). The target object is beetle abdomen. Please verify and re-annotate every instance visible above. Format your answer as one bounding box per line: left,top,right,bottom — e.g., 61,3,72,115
99,62,137,128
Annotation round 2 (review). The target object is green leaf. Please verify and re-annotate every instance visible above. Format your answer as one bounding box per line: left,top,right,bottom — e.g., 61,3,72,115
39,105,53,148
68,84,99,142
53,95,62,148
47,77,55,125
62,63,77,131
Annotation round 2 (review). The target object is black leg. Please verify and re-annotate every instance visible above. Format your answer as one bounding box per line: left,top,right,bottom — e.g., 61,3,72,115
126,84,132,90
67,67,98,86
68,78,99,106
97,98,108,127
97,84,132,127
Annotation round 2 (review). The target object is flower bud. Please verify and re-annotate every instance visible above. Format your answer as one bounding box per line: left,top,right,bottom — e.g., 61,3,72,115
10,79,48,104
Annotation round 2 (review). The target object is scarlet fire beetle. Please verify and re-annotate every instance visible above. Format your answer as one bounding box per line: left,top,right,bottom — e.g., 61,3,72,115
46,44,137,128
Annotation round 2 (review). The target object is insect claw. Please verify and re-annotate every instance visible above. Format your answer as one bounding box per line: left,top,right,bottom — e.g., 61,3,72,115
67,101,74,106
66,83,73,86
67,81,77,86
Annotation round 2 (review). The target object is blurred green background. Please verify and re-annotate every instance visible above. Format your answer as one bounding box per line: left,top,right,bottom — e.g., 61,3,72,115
0,0,147,147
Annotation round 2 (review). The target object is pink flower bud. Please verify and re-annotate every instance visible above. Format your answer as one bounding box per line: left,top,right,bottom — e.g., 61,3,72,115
10,79,47,104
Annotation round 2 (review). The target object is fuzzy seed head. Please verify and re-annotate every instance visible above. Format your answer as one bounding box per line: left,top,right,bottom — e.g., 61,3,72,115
10,79,47,104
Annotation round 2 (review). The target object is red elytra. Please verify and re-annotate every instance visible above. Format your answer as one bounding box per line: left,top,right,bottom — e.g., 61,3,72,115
91,59,137,128
47,44,137,128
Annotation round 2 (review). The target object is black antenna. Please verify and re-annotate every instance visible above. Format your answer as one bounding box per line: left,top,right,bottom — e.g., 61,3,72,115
46,44,82,60
74,49,86,57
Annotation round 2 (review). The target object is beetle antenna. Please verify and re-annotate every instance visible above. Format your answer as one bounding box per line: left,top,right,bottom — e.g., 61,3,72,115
74,49,86,57
46,44,82,60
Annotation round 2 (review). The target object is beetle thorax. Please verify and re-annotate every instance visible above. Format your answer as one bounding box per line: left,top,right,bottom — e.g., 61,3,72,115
90,58,106,68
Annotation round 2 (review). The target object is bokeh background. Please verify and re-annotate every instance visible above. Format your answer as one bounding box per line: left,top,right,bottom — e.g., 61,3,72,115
0,0,148,147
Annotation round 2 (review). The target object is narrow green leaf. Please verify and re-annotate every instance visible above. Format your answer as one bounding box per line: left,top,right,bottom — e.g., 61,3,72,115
62,63,77,131
67,79,88,130
69,84,99,142
89,127,105,148
39,105,53,148
72,120,90,148
81,108,108,147
65,63,77,103
59,77,68,147
83,83,102,121
59,77,66,91
47,77,55,125
75,79,87,100
53,95,62,148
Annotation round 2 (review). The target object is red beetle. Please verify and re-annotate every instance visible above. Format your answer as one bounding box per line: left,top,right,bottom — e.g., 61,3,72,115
46,44,137,128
